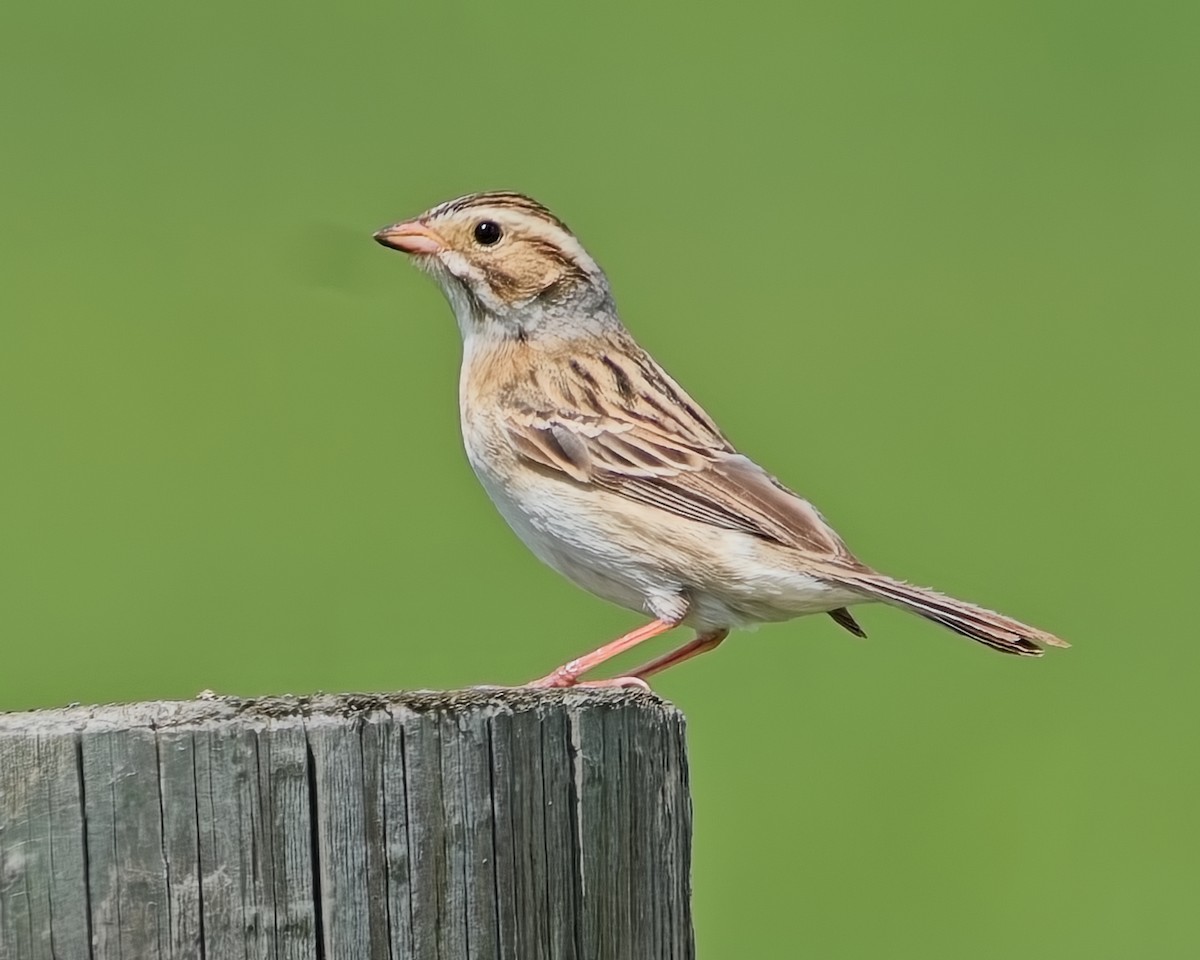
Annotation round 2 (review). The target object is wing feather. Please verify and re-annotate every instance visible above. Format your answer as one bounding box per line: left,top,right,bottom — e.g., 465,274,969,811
504,408,861,565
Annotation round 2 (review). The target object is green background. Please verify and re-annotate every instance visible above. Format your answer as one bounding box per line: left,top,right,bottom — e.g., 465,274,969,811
3,1,1196,955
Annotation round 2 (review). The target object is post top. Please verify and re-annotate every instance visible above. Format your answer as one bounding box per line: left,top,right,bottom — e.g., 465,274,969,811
0,687,677,735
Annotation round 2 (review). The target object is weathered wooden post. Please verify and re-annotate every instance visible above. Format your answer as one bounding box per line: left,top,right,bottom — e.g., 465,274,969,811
0,689,693,960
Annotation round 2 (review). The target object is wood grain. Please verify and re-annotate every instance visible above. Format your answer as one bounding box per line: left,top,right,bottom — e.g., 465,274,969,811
0,690,693,959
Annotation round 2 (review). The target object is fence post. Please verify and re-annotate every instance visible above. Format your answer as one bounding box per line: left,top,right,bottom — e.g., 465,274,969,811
0,688,693,960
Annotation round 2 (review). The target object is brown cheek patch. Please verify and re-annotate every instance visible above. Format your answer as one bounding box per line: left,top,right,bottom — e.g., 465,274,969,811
481,265,528,301
484,238,587,302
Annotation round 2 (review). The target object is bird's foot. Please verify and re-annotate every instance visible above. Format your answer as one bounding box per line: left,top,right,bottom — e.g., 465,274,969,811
526,671,651,693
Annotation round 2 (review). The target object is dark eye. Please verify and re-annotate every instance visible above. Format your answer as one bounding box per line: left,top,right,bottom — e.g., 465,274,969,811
473,220,503,245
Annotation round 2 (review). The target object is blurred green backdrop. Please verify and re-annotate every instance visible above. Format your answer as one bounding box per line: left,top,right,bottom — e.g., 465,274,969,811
2,1,1197,956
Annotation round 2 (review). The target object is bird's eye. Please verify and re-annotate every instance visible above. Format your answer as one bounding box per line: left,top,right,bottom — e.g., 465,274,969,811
473,220,503,245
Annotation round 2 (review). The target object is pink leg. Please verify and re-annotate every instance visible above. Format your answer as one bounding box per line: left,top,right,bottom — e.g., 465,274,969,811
627,629,729,681
528,619,678,688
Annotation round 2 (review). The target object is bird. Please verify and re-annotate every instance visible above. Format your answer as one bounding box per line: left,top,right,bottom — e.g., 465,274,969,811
373,191,1068,688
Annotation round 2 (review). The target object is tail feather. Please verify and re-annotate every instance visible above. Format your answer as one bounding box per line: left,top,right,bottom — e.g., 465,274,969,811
828,607,868,638
839,575,1069,657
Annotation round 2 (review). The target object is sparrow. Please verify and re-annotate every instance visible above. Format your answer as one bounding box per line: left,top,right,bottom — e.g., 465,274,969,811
374,191,1068,688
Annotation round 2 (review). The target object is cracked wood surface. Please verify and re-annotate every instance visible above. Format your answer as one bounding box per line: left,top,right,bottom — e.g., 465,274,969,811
0,690,693,960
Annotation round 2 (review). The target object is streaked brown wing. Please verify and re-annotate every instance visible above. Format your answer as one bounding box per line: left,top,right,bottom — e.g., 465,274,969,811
504,408,863,565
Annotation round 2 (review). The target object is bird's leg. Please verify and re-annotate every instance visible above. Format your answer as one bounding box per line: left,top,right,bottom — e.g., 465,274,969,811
527,618,678,688
626,629,729,681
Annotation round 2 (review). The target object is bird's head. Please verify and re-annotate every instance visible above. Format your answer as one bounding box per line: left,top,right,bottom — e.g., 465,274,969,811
374,191,616,341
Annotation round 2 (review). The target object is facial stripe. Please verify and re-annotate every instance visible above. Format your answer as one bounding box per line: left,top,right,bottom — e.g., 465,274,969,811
525,238,587,278
432,192,573,233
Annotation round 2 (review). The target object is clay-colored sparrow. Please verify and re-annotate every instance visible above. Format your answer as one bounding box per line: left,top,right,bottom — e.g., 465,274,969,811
374,192,1068,687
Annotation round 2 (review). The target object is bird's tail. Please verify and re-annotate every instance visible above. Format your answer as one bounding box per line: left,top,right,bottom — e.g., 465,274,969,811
836,574,1069,657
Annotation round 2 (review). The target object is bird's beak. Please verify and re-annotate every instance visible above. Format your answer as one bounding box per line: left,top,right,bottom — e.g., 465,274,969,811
372,220,446,255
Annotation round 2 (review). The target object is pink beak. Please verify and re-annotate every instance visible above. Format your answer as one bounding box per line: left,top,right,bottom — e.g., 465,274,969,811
373,220,445,255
